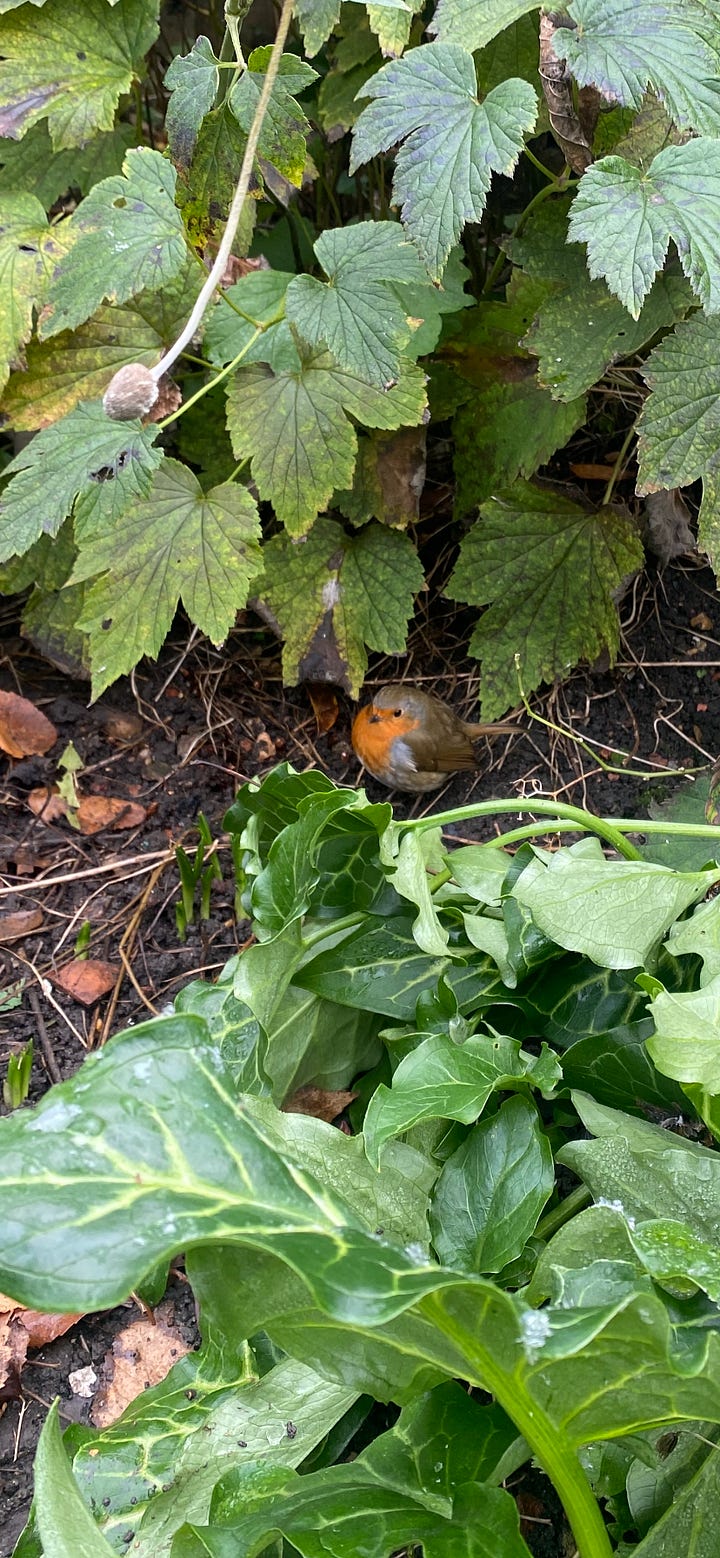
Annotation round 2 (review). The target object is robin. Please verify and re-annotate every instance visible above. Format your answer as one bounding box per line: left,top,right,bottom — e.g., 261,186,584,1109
351,683,519,793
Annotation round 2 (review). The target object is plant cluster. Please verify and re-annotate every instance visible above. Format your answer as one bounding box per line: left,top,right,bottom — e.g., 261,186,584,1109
4,768,720,1555
0,0,719,712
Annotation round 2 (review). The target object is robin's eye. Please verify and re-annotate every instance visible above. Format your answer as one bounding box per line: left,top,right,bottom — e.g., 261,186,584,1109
393,708,403,717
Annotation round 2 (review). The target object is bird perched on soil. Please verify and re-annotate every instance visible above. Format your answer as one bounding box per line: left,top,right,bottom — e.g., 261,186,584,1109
351,684,518,793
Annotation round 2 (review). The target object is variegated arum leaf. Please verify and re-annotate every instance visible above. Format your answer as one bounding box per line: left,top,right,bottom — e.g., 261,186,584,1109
72,459,263,698
0,401,162,563
446,480,643,719
286,221,430,387
568,139,720,318
41,148,188,338
225,350,426,536
350,43,537,277
258,515,424,695
0,0,159,150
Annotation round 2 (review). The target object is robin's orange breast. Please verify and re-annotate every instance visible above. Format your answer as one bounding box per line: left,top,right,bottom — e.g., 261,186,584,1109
351,706,420,778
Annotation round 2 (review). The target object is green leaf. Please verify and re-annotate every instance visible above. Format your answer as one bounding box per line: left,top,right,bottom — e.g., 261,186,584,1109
664,898,720,985
176,99,254,249
295,0,411,58
0,401,162,563
429,0,540,55
567,141,720,318
350,44,537,277
258,517,424,696
286,221,430,387
230,48,317,186
226,353,426,536
2,255,204,430
0,192,66,394
0,1013,448,1317
41,148,188,338
642,775,720,870
70,1353,356,1558
512,848,720,970
297,914,505,1019
626,1442,720,1556
72,460,262,698
430,1096,554,1273
318,55,380,134
179,1471,531,1558
446,480,643,720
637,310,720,495
0,0,159,150
35,1401,115,1558
441,276,587,507
556,0,720,138
513,198,693,402
363,1029,557,1167
559,1093,720,1238
646,974,720,1089
165,36,219,170
0,122,138,208
204,269,294,371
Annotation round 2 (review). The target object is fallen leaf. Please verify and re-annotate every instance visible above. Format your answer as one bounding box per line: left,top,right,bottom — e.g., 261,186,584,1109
307,683,339,734
27,787,68,823
51,959,118,1005
76,795,147,834
691,611,713,632
0,908,43,943
0,1294,81,1400
282,1085,357,1122
569,463,616,480
0,691,57,758
101,711,145,743
91,1302,191,1428
642,490,696,563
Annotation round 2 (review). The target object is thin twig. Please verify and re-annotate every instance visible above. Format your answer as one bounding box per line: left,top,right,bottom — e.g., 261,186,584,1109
27,987,62,1084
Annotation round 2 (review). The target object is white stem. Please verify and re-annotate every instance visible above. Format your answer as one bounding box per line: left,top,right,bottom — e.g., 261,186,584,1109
152,0,295,382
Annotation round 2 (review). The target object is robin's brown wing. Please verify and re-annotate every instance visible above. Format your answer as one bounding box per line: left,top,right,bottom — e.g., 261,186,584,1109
405,728,477,773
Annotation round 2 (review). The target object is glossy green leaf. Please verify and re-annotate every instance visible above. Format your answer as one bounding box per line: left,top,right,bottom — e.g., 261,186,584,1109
351,44,537,277
647,974,720,1088
226,352,426,537
627,1442,720,1556
34,1401,115,1558
287,222,429,387
363,1029,558,1167
512,848,720,970
430,1096,554,1273
72,460,262,698
568,141,720,318
665,898,720,984
0,401,162,563
0,0,159,150
446,479,643,720
297,915,506,1019
41,149,187,338
257,516,425,695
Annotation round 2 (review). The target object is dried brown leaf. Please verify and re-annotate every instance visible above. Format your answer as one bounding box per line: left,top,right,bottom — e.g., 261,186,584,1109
76,795,147,834
0,908,43,942
0,691,57,758
91,1302,191,1428
27,787,68,823
51,959,118,1005
282,1085,357,1122
307,683,340,734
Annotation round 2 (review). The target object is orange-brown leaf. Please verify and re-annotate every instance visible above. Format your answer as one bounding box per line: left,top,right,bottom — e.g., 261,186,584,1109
0,691,57,758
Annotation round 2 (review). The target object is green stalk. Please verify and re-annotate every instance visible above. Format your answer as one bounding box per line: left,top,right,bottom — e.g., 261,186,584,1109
403,799,643,860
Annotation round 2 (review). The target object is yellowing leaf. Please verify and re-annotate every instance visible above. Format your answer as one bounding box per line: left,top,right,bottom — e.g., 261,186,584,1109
259,516,424,695
0,194,67,394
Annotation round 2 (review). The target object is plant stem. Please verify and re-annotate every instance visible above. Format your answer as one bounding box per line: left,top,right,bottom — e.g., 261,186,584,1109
403,800,643,860
153,0,295,384
156,326,263,429
301,912,365,950
537,1184,592,1242
602,421,637,506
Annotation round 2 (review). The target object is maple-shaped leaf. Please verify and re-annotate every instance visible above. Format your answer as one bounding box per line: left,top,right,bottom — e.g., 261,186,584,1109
0,193,69,395
0,402,162,563
0,0,159,150
40,148,188,338
438,273,586,512
176,99,256,250
351,42,537,277
0,122,137,209
230,48,318,187
510,197,693,402
287,222,430,387
636,310,720,495
204,269,295,370
568,140,720,318
2,254,204,431
429,0,540,54
555,0,720,138
164,36,219,170
73,460,263,698
446,480,643,718
295,0,410,58
259,516,424,694
226,350,427,536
